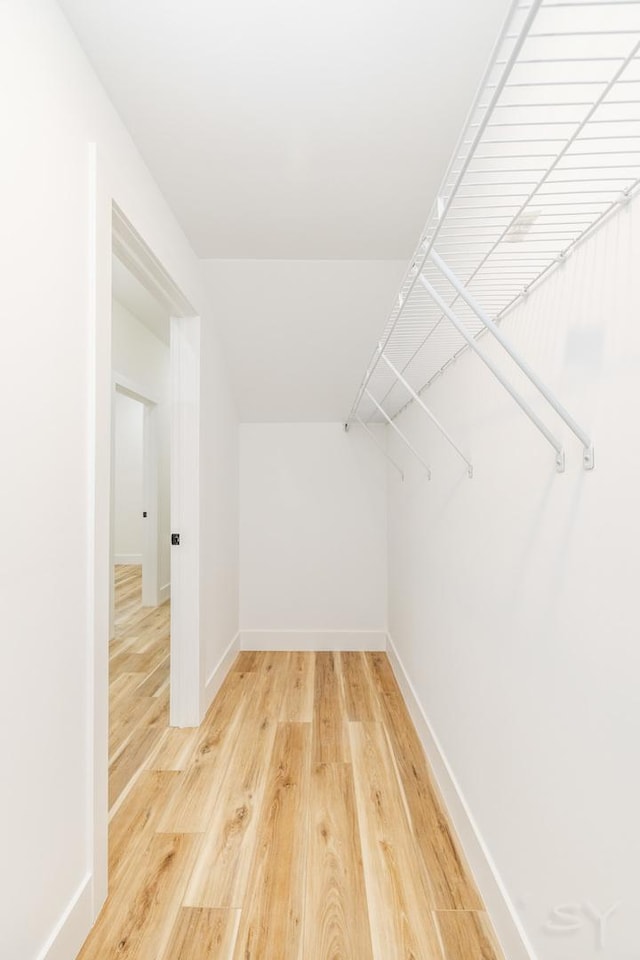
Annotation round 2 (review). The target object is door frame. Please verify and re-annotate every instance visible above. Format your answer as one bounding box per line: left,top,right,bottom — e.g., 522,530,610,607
88,147,202,917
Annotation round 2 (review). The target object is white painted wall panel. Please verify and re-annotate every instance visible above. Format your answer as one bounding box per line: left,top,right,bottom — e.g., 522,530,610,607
202,259,406,421
113,391,144,562
240,423,387,638
387,192,640,960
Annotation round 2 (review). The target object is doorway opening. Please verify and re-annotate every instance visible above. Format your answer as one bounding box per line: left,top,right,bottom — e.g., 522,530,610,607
89,184,203,914
109,273,171,811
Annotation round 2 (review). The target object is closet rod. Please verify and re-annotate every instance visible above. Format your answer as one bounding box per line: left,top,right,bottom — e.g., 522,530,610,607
418,275,566,472
380,354,473,477
429,249,594,468
364,390,431,479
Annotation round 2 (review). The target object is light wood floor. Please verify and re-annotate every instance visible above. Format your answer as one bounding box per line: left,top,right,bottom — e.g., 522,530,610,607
109,565,170,812
80,582,504,959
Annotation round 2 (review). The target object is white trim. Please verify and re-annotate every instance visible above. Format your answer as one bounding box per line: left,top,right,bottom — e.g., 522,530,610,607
202,632,241,714
159,582,171,604
36,875,93,960
240,630,387,652
169,314,201,727
113,553,142,565
89,155,204,931
112,370,160,406
111,203,194,318
88,142,111,914
141,400,160,608
386,634,536,960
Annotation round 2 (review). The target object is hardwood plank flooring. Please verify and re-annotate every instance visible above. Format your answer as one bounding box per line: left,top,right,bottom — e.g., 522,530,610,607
109,565,171,812
349,720,443,959
367,652,483,911
435,910,502,960
304,761,373,960
161,908,241,960
79,645,505,960
313,651,349,763
232,721,312,959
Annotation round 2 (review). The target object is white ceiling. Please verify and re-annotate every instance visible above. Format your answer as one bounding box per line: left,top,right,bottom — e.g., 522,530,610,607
112,255,170,345
203,259,406,421
59,0,512,260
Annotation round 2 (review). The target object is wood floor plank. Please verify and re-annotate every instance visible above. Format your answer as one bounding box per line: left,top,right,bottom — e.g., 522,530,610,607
158,675,257,833
341,651,381,721
78,833,201,960
372,671,483,911
190,670,255,766
304,762,373,960
109,770,182,885
110,695,159,762
366,650,401,700
146,726,200,772
435,910,501,960
246,650,291,717
183,670,280,908
109,690,170,809
232,722,311,960
313,652,349,763
108,566,171,811
349,721,444,960
280,651,315,722
110,671,145,713
157,743,235,835
160,907,240,960
136,655,170,698
232,651,260,671
110,644,167,681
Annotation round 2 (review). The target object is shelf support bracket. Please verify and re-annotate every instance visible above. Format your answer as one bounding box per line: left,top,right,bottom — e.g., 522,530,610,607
419,276,566,473
380,353,473,478
355,417,405,482
429,249,594,470
365,390,431,479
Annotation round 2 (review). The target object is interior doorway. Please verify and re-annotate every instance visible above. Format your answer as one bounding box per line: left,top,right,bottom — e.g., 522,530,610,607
109,302,171,810
89,180,203,913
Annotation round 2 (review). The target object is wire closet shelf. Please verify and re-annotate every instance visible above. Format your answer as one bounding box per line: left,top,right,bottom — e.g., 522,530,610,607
347,0,640,473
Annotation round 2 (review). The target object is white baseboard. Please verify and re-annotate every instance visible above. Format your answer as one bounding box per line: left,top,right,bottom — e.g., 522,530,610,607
159,582,171,604
386,635,536,960
36,874,93,960
113,554,142,565
202,632,241,715
239,630,387,652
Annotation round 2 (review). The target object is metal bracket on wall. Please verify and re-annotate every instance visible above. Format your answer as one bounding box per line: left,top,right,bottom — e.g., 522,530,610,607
365,389,431,479
428,250,594,471
419,274,567,473
342,0,628,475
380,352,473,478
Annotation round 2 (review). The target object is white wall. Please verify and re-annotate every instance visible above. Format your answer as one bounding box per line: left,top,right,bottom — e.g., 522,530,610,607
203,258,406,421
0,3,238,958
239,423,387,648
387,193,640,960
113,391,144,563
112,298,171,590
200,314,240,689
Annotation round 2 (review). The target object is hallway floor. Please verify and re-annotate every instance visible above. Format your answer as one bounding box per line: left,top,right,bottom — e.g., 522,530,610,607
109,565,170,811
80,637,503,959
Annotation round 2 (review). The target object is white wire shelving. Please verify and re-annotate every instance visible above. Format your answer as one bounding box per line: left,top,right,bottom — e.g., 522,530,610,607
347,0,640,474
